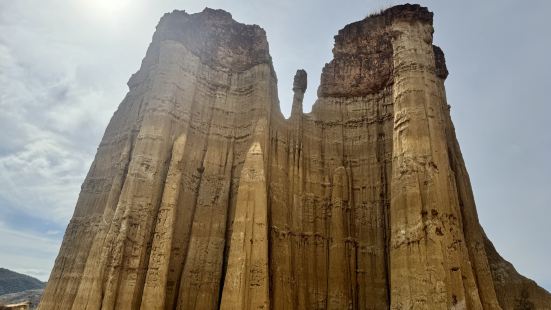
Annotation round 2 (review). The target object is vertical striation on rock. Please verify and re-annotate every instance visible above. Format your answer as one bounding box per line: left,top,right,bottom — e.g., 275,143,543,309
220,139,270,310
39,4,551,310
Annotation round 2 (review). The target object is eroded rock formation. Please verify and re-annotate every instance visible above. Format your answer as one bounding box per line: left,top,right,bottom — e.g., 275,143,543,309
39,4,551,310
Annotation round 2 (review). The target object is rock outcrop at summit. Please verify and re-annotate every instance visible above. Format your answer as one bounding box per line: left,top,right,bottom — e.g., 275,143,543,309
39,4,551,310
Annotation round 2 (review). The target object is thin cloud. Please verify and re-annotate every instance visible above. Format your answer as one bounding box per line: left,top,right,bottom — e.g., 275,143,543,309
0,0,549,292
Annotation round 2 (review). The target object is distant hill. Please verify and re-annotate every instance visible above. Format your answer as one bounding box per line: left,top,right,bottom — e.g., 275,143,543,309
0,268,45,295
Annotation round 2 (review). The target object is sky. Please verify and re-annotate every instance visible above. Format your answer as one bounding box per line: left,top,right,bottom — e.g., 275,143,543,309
0,0,549,291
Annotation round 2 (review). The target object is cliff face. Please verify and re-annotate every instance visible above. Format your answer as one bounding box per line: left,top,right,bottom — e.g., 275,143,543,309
39,5,551,310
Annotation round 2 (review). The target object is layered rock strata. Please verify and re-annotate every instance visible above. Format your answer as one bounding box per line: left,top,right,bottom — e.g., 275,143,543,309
39,4,551,310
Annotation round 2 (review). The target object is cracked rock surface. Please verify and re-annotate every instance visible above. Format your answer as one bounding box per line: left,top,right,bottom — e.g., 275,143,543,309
39,4,551,310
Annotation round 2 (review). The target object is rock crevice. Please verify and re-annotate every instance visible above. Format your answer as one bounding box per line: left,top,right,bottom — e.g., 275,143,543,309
39,4,551,310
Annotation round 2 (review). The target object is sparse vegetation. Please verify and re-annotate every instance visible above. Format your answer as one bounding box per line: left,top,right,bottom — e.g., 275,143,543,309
365,3,396,19
0,269,44,296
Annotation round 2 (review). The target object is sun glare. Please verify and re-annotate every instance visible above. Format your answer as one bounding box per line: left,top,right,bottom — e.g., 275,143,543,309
80,0,131,19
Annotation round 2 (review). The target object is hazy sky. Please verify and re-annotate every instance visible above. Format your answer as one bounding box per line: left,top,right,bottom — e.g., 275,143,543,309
0,0,549,291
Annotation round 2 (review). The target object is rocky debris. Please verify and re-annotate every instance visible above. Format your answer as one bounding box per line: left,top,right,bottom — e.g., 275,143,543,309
0,289,43,309
0,302,29,310
39,4,551,310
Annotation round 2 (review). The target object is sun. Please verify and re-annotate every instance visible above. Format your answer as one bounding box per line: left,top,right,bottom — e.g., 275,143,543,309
80,0,131,19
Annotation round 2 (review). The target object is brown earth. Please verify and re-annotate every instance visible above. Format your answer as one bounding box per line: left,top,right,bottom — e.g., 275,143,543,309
38,4,551,310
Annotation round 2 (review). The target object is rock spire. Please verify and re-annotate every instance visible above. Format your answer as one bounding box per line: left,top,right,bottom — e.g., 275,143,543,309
39,4,551,310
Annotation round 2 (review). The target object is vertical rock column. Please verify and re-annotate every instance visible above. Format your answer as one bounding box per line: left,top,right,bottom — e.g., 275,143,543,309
39,5,551,310
69,135,135,310
220,138,270,309
291,69,307,119
327,166,351,309
389,18,481,309
268,69,308,310
140,133,187,310
289,69,307,308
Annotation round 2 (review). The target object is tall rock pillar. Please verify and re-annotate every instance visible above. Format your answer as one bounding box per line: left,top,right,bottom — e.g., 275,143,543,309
389,13,483,310
291,69,307,119
38,4,551,310
220,139,270,310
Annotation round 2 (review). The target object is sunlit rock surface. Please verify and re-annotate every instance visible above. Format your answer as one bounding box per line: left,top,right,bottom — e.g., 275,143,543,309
39,5,551,309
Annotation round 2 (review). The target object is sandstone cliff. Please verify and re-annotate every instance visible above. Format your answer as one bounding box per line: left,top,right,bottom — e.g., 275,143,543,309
39,4,551,310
